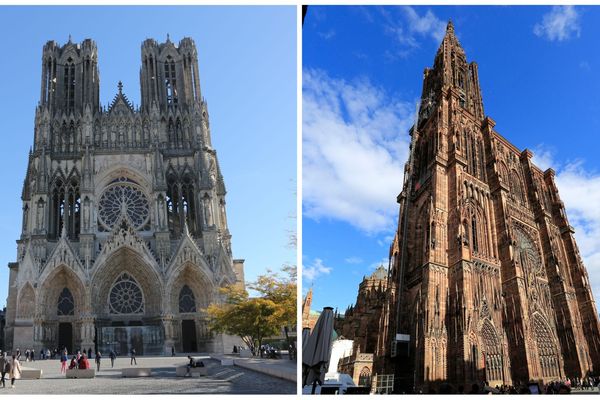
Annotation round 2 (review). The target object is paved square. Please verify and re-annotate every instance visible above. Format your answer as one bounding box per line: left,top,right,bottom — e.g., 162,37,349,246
2,355,296,394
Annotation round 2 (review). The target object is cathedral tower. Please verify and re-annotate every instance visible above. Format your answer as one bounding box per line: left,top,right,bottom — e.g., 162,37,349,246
384,22,600,391
5,37,244,355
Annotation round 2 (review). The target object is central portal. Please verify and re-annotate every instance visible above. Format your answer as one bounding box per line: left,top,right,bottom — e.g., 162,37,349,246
181,320,197,352
97,324,163,356
58,322,73,353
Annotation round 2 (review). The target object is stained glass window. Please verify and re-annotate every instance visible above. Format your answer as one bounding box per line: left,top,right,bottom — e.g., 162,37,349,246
98,180,149,230
109,273,144,314
179,285,196,313
57,287,75,316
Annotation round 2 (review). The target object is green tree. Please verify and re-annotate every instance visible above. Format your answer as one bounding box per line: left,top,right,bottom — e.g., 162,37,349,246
206,266,297,356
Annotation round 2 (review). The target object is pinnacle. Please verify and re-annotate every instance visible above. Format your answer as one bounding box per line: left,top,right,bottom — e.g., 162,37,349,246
446,19,454,33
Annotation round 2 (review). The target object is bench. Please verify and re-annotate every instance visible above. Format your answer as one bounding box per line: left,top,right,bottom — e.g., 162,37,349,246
122,367,152,377
175,365,208,377
20,367,43,379
66,368,96,379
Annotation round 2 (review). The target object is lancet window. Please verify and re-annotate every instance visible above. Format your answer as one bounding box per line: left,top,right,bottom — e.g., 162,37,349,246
57,288,75,316
49,175,80,240
179,285,196,313
166,169,198,237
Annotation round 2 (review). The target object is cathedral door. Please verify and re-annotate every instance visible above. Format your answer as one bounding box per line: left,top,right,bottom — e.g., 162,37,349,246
182,320,197,352
58,323,73,354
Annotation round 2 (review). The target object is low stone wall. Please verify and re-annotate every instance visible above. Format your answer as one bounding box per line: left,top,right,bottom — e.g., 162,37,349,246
21,367,43,379
66,368,95,379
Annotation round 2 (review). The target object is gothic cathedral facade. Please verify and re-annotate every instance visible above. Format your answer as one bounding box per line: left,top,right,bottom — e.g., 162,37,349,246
384,22,600,390
4,37,244,355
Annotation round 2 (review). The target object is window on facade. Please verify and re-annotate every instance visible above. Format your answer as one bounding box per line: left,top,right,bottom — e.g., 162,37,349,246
97,181,149,230
64,59,75,112
166,172,197,237
358,367,371,386
471,216,478,253
179,285,196,313
164,58,177,105
109,273,144,314
511,171,526,205
57,287,75,316
48,177,81,240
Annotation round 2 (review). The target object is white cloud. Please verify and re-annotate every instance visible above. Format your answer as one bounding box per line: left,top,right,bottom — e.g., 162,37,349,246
302,258,333,282
345,256,363,264
378,6,446,58
368,257,389,271
531,144,556,171
402,6,447,43
531,147,600,305
303,68,414,233
534,6,581,42
318,29,336,40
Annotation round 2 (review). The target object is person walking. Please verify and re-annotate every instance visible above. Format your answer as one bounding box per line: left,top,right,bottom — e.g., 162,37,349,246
109,350,116,368
9,354,22,389
171,346,175,357
0,352,10,388
130,348,137,365
60,350,68,374
95,351,102,372
15,349,20,362
31,349,35,362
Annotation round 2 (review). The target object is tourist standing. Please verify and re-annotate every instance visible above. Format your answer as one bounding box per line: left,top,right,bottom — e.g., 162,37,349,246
95,351,102,372
9,354,22,389
171,346,175,357
0,352,10,388
87,348,92,359
130,348,137,365
25,349,29,362
31,349,35,362
15,349,20,361
109,350,116,368
60,350,68,374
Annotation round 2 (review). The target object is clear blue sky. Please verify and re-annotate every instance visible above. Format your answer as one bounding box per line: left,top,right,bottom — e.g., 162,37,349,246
303,6,600,313
0,5,297,308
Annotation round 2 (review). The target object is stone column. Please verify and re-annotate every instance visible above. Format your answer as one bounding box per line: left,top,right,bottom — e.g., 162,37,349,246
33,317,44,349
79,315,95,352
161,314,176,355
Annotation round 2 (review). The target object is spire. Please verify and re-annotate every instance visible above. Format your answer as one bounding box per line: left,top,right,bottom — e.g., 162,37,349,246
446,19,454,34
118,81,123,94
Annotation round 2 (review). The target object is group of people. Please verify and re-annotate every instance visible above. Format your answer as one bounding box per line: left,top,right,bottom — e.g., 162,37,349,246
413,376,600,394
60,349,120,373
0,350,22,389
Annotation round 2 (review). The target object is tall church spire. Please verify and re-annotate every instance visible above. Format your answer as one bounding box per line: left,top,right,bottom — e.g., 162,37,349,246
420,20,484,121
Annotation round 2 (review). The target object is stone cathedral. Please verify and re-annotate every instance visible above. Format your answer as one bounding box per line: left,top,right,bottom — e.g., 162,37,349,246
365,22,600,392
4,37,244,355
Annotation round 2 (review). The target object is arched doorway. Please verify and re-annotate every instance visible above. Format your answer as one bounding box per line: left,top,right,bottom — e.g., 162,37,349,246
181,320,197,352
58,323,73,353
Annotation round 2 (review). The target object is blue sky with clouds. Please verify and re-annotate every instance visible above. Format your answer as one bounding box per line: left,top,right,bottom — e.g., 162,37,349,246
303,5,600,313
0,6,296,308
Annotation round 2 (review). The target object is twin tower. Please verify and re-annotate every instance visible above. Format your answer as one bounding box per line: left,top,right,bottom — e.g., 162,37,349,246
6,37,243,355
40,36,202,116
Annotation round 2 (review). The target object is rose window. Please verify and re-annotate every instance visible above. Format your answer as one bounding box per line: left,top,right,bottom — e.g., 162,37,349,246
98,181,149,230
109,273,144,314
